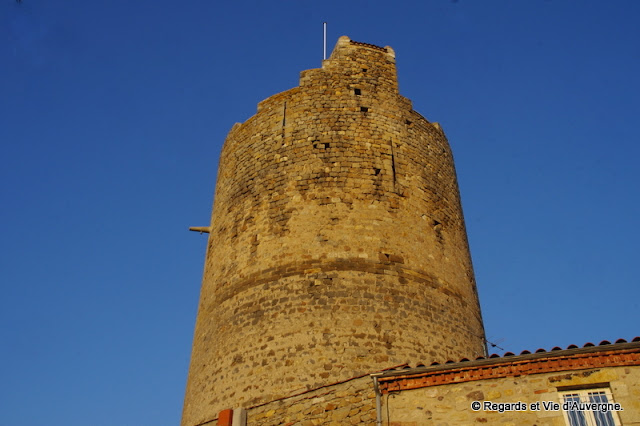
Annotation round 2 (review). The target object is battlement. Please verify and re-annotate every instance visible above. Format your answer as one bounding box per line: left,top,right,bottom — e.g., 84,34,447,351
257,35,403,117
334,35,395,57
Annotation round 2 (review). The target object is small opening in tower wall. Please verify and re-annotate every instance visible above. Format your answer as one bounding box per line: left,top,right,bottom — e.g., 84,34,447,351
314,142,330,149
362,68,368,72
354,88,362,96
373,168,381,176
405,119,413,126
360,107,369,112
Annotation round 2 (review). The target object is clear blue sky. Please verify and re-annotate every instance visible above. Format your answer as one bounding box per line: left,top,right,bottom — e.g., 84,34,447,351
1,1,638,425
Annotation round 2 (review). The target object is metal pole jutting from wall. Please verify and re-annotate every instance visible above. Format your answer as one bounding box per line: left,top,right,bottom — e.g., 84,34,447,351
371,373,383,426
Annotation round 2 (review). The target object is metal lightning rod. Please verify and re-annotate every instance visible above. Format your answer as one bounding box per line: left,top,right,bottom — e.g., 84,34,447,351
323,22,327,60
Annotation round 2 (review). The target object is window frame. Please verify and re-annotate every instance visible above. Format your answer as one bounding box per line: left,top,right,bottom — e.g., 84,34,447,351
558,387,621,426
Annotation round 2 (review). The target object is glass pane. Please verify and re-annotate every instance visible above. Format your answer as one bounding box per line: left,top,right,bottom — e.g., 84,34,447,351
564,394,587,426
589,392,615,426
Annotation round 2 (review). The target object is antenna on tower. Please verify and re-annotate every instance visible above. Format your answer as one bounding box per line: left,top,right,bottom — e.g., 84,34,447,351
323,22,327,60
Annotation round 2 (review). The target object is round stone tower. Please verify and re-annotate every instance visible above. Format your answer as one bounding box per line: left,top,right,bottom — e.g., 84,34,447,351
182,36,486,425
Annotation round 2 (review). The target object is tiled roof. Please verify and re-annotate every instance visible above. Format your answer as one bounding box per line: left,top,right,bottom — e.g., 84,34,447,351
383,337,640,372
373,337,640,393
349,39,388,53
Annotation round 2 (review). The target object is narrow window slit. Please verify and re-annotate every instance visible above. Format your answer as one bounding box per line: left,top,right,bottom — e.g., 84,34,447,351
282,102,287,127
390,141,397,190
354,89,362,96
360,107,369,112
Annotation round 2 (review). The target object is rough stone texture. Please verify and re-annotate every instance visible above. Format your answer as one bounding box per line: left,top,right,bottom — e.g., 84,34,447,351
385,365,640,425
246,375,376,426
182,36,486,426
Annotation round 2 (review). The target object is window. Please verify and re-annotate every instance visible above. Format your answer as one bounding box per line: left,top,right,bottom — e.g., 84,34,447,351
559,388,621,426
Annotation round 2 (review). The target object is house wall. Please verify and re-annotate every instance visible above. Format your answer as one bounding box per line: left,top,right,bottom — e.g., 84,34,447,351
385,365,640,425
246,375,376,426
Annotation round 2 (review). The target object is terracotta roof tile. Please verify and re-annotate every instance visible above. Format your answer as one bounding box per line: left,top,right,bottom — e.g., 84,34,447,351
380,337,640,371
349,40,387,52
373,337,640,391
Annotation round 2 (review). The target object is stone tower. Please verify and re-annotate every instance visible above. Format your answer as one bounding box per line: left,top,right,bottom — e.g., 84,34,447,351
182,36,486,426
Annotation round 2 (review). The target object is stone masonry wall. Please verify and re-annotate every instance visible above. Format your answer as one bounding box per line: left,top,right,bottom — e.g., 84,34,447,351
246,375,376,426
385,365,640,425
182,36,486,426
